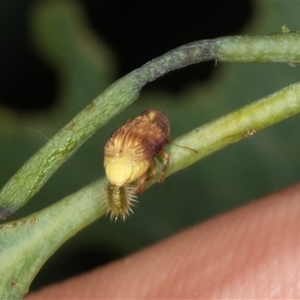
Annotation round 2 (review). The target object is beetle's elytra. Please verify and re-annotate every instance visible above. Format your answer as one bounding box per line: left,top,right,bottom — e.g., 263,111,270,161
104,109,171,220
104,109,170,194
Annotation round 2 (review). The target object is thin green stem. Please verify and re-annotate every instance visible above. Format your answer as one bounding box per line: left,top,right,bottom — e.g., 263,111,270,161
1,32,300,219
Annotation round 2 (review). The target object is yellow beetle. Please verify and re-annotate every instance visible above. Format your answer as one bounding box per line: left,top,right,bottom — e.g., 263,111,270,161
104,109,170,194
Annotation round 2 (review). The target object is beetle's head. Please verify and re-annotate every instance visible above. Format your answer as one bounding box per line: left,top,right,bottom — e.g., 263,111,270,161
104,156,149,187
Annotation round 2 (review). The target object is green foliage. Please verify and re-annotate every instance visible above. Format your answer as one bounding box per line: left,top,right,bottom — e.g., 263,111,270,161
0,1,299,298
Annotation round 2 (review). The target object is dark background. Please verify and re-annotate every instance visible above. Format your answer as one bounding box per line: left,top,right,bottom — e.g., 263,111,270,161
0,1,253,111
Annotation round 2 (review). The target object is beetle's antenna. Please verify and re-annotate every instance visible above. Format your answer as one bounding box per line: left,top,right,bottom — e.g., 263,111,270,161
29,127,50,141
169,141,198,154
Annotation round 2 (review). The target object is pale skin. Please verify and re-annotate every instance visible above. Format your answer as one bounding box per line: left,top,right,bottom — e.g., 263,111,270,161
27,182,300,298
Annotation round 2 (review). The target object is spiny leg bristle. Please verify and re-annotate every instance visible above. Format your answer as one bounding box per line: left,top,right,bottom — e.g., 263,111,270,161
106,184,138,221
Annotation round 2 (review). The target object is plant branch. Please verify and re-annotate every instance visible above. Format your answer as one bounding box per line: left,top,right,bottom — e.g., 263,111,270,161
1,32,299,219
1,81,300,297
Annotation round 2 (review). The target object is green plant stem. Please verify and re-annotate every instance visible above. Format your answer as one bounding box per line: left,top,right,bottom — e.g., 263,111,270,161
0,179,107,298
1,32,299,219
165,81,300,177
1,81,300,298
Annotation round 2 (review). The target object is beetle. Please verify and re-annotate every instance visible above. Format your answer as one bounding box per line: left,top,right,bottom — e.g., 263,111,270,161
104,109,170,194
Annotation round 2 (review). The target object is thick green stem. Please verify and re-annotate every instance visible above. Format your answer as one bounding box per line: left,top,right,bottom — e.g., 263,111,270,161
1,81,300,298
0,179,107,298
166,82,300,177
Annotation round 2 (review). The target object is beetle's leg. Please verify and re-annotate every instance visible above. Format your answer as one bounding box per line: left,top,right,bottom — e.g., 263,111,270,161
132,173,147,194
157,148,170,183
132,159,157,194
146,159,156,182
